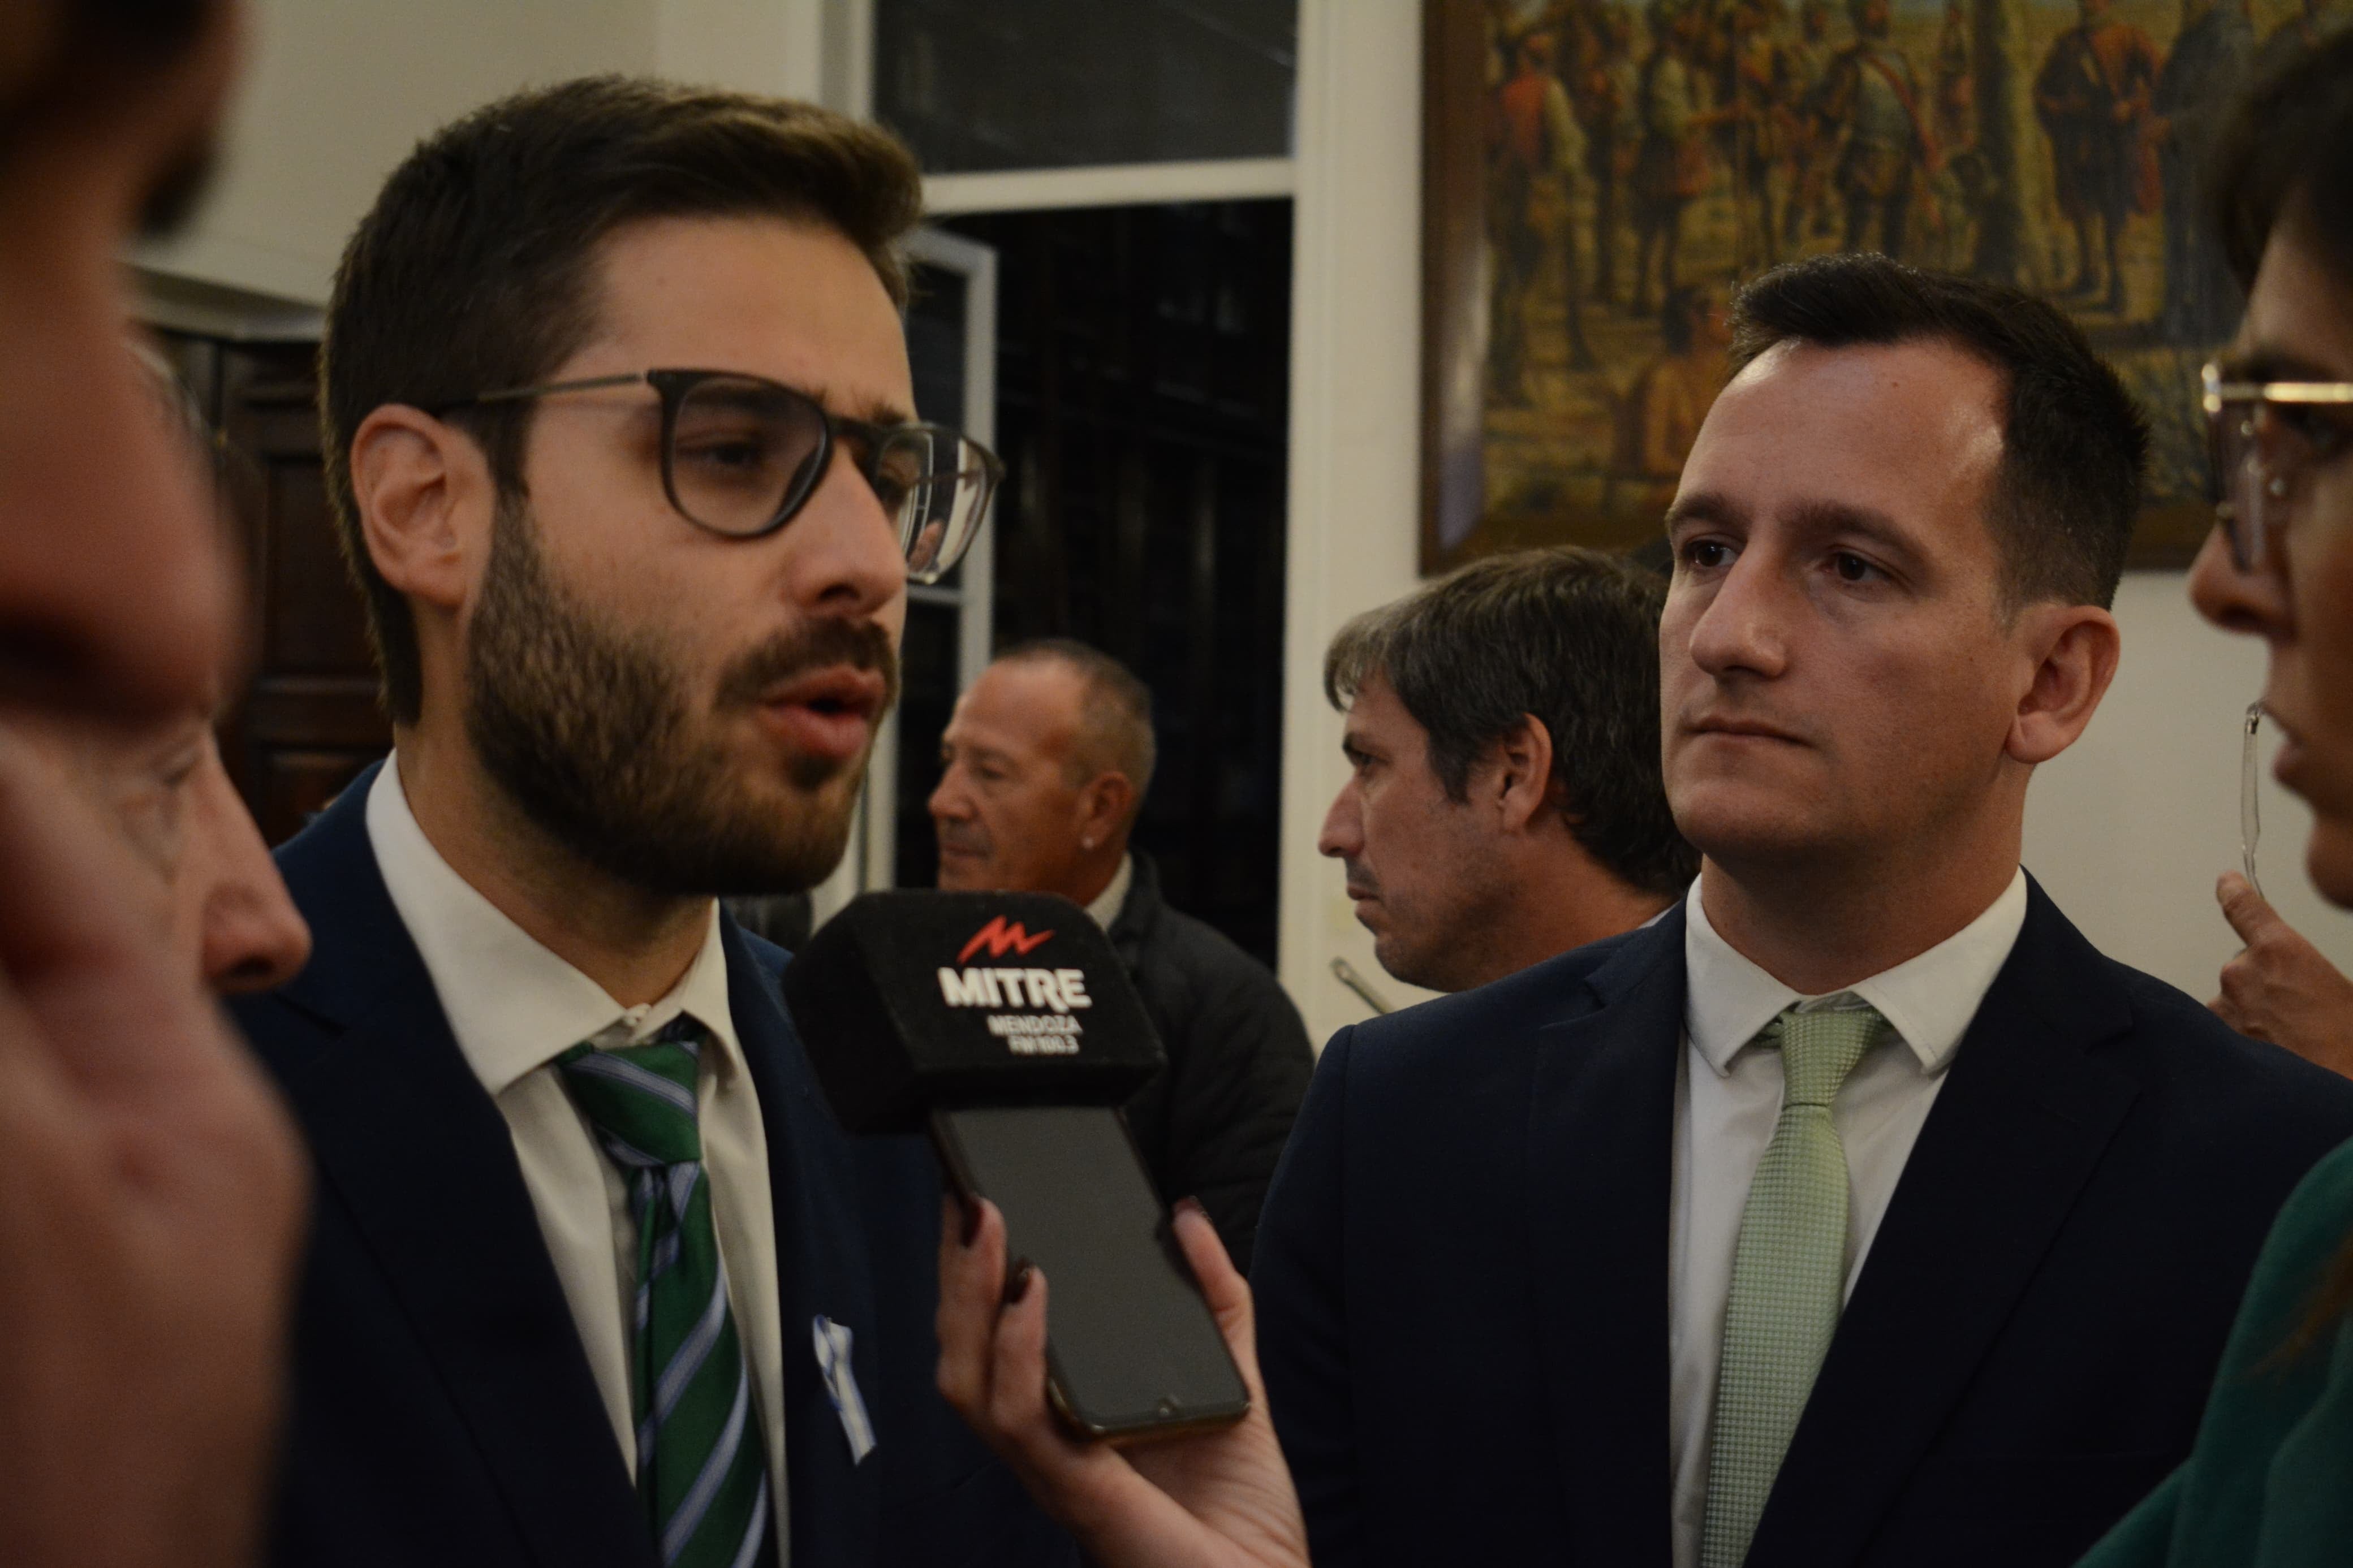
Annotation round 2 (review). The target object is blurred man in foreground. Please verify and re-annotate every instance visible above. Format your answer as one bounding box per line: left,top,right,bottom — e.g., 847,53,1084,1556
1319,546,1695,994
0,1,309,1563
932,640,1311,1270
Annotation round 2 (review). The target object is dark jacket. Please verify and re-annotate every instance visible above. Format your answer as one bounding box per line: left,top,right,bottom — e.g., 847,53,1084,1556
1253,879,2353,1568
1107,852,1313,1274
2080,1134,2353,1568
235,764,1072,1568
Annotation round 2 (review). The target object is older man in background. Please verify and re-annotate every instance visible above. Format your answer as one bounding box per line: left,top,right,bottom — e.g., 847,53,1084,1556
930,640,1312,1271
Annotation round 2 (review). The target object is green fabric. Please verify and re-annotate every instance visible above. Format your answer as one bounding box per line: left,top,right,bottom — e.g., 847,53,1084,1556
558,1018,770,1568
1702,1003,1891,1568
2077,1133,2353,1568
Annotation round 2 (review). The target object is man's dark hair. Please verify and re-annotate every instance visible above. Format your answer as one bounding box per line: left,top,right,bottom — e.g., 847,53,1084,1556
996,638,1158,809
1324,547,1696,900
1728,252,2148,610
2212,29,2353,295
322,75,924,724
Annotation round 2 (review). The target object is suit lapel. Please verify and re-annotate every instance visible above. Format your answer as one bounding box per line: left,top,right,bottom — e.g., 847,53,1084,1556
268,773,653,1568
1525,913,1687,1568
1745,883,2140,1568
726,921,882,1568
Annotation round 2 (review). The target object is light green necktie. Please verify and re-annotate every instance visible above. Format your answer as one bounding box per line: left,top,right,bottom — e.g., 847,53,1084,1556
1700,1001,1890,1568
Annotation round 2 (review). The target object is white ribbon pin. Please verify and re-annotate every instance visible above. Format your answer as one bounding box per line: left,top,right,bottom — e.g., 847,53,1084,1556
812,1315,876,1464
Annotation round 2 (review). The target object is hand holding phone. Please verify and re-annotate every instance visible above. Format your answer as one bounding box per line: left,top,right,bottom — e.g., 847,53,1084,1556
936,1194,1309,1568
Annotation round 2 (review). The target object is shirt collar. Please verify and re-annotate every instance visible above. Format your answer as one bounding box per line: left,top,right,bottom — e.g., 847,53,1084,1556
1682,867,2029,1080
1083,853,1135,931
365,755,745,1098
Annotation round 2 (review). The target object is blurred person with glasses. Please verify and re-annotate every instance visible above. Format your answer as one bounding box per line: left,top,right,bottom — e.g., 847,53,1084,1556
234,77,1069,1568
0,3,313,1566
2079,28,2353,1566
2183,355,2353,1077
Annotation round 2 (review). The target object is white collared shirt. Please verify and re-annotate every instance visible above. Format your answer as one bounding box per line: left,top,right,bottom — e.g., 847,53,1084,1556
1083,853,1135,931
1666,869,2028,1568
365,759,788,1535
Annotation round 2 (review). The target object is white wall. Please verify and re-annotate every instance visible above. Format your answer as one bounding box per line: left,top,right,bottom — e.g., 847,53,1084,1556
1280,0,1446,1044
136,0,826,308
2027,574,2353,997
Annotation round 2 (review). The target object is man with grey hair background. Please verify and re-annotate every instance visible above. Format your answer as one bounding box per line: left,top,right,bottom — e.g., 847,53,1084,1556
930,640,1312,1272
1319,546,1698,994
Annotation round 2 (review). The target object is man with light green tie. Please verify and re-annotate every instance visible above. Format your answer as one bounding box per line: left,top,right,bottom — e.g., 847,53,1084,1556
1240,253,2353,1568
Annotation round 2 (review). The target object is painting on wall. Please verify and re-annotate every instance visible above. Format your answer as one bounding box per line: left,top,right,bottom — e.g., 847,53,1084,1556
1422,0,2341,574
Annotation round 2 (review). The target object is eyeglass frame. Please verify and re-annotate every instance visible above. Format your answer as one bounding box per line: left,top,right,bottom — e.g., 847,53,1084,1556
424,367,1003,571
2201,360,2353,574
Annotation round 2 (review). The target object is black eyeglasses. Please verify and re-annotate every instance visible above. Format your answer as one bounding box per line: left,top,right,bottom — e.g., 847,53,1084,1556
430,368,1002,584
2203,360,2353,574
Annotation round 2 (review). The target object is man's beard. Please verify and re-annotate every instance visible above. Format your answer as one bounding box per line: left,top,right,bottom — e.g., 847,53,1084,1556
464,499,898,899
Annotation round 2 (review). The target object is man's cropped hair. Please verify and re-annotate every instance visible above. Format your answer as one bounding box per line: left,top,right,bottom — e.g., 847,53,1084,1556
322,75,925,723
1729,253,2148,610
1325,547,1697,900
997,638,1157,807
2212,29,2353,296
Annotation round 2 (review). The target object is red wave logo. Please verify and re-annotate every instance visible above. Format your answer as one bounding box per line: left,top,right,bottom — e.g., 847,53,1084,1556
958,917,1055,965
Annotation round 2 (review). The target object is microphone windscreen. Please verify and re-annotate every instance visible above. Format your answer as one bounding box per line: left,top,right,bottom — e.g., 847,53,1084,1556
782,890,1166,1134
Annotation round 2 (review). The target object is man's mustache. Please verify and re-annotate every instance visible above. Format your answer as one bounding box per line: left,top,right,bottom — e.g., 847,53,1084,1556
715,617,899,716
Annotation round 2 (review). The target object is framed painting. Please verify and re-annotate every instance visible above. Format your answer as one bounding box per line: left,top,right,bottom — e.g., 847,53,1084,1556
1421,0,2327,574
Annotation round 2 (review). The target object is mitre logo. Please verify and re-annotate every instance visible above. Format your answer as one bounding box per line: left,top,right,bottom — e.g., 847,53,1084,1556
956,916,1054,965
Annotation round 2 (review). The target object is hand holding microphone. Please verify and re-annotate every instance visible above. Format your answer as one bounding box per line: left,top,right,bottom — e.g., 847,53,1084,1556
784,889,1307,1563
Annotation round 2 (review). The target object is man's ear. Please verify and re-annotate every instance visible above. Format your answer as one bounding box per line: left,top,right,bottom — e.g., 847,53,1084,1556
1489,713,1558,833
348,405,494,616
2007,601,2122,766
1074,771,1136,854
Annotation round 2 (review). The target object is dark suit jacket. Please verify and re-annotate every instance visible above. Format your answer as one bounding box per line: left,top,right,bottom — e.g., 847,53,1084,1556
235,766,1071,1568
1253,881,2353,1568
1107,852,1313,1272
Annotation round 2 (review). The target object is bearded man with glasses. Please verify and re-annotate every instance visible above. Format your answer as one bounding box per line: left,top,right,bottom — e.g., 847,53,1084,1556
236,77,1066,1568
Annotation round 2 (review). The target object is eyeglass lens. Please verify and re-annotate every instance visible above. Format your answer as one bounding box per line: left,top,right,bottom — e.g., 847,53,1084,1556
2212,406,2269,571
665,375,993,582
2242,700,2265,897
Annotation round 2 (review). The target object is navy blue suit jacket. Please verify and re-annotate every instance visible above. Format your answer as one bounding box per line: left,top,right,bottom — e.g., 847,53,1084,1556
1253,883,2353,1568
234,766,1072,1568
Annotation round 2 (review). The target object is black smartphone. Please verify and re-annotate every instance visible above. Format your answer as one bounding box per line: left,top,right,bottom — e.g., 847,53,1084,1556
932,1103,1252,1443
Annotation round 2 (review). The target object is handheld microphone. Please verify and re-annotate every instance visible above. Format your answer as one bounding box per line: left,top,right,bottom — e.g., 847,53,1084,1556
783,889,1250,1442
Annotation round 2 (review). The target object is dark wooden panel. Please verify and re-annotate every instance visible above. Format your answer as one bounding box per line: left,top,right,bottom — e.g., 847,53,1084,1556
257,748,382,841
161,332,393,846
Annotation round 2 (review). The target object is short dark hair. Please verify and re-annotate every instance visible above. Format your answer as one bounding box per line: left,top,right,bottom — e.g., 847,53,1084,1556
996,638,1157,808
1728,253,2148,611
2212,29,2353,295
1324,547,1697,900
322,75,924,724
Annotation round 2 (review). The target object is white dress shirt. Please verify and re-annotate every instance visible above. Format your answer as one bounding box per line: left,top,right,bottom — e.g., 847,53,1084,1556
365,759,790,1537
1666,869,2028,1568
1083,853,1135,930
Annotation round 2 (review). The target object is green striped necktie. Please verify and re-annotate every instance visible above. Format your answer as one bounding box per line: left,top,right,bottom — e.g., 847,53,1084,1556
558,1017,772,1568
1700,1001,1890,1568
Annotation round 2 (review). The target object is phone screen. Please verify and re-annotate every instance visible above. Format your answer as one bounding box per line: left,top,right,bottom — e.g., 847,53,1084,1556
932,1104,1251,1441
